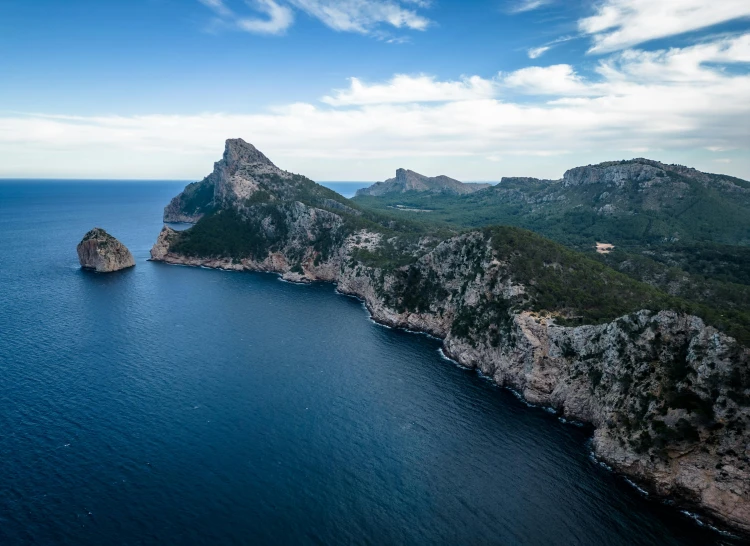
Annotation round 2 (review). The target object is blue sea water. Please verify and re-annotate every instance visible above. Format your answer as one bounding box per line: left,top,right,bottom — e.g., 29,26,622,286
319,182,372,198
0,181,738,545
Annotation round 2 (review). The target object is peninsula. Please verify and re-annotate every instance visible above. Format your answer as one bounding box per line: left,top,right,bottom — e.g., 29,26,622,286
151,138,750,535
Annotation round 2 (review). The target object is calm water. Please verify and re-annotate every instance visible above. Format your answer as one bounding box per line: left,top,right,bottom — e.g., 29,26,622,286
319,182,372,198
0,181,738,545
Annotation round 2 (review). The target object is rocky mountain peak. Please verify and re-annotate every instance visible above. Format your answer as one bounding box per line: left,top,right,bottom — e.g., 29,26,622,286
162,139,295,222
222,138,278,173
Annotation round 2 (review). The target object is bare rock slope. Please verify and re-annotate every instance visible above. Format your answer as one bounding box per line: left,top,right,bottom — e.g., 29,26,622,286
77,228,135,272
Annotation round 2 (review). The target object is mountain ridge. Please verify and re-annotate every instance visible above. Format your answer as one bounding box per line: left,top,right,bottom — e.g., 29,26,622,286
355,168,491,197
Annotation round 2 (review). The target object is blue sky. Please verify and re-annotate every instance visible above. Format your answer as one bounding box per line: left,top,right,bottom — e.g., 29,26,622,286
1,0,749,181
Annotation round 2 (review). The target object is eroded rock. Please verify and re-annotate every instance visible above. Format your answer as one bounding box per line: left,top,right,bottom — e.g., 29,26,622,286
77,228,135,272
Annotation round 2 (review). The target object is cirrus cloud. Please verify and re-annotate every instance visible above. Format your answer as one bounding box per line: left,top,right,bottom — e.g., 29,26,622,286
580,0,750,53
199,0,431,36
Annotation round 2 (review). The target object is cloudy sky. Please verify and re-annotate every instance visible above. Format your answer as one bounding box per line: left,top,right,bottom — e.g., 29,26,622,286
1,0,749,181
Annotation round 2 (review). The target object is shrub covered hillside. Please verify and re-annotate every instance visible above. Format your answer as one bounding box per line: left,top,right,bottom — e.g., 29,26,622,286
353,159,750,346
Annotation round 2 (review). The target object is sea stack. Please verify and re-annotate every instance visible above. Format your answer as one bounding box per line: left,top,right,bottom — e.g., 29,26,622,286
77,228,135,272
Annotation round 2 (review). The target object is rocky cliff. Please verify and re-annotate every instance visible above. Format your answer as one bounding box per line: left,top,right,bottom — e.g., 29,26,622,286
163,138,295,223
77,228,135,272
151,140,750,536
356,168,490,197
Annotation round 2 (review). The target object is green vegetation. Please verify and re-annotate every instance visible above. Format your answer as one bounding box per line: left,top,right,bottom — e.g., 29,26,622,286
172,208,286,260
485,226,678,324
353,161,750,345
177,179,215,216
396,266,449,313
353,162,750,248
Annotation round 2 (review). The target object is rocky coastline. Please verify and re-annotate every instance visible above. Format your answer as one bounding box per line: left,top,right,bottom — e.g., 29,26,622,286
151,224,750,537
149,139,750,537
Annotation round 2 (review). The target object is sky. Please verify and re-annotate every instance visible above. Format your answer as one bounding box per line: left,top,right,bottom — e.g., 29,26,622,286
0,0,749,181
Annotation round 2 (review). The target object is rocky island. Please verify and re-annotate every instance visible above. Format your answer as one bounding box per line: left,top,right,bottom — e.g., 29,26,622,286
77,228,135,272
152,138,750,536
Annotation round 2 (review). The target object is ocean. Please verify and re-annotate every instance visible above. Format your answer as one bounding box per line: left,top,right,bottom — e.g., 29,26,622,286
0,181,736,545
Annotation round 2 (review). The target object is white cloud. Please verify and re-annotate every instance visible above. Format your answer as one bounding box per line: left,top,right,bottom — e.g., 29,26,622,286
505,34,750,95
502,64,594,95
199,0,293,35
579,0,750,53
237,0,294,35
596,33,750,82
509,0,553,14
198,0,430,36
289,0,430,32
321,74,497,105
1,35,749,180
527,46,550,59
198,0,233,18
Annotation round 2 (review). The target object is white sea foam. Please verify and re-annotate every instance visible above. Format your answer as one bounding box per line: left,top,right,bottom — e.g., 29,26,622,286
624,478,649,496
369,317,393,329
558,417,585,427
588,450,613,471
438,347,470,369
506,386,538,408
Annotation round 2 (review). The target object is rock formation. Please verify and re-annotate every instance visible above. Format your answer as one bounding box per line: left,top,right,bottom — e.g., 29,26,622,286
355,168,490,197
77,228,135,272
151,140,750,536
163,138,293,223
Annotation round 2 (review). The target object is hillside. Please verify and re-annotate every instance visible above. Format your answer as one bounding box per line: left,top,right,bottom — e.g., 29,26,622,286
152,139,750,535
353,159,750,247
355,168,490,197
352,159,750,345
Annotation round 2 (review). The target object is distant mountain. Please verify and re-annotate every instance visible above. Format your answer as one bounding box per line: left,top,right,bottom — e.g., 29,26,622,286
354,158,750,248
355,168,490,197
352,158,750,349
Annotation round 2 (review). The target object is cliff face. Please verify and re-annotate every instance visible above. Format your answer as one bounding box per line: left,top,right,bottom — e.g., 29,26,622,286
163,138,293,223
77,228,135,272
151,141,750,535
356,168,490,197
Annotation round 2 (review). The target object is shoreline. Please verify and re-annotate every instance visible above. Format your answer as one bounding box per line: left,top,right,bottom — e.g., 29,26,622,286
149,254,745,540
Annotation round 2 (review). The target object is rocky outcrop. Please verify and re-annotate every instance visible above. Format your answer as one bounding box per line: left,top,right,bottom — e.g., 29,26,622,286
151,141,750,536
356,168,490,197
77,228,135,272
163,138,293,223
563,161,668,188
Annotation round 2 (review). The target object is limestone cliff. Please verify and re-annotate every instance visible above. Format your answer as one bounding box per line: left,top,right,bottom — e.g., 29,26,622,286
163,138,294,223
356,168,490,197
151,141,750,536
77,228,135,272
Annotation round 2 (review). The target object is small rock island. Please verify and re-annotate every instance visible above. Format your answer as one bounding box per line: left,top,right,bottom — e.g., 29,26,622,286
77,228,135,272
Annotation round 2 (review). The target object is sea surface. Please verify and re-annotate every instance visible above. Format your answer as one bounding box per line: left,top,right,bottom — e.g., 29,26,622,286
319,182,372,198
0,181,739,545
